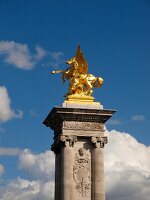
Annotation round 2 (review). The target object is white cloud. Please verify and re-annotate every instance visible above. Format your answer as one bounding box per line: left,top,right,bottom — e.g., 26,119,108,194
0,41,47,70
19,149,55,181
132,115,145,121
0,148,22,156
0,148,55,199
0,86,13,122
0,130,150,200
0,86,23,122
0,40,65,70
104,130,150,200
0,178,54,200
34,46,47,61
0,164,5,177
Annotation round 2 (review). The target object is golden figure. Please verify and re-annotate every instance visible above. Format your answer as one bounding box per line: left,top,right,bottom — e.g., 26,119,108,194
51,46,103,101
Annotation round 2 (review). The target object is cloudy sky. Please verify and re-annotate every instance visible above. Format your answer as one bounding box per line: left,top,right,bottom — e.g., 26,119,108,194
0,0,150,199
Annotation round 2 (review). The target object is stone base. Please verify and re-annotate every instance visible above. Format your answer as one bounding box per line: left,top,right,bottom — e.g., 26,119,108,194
62,101,103,109
65,94,95,102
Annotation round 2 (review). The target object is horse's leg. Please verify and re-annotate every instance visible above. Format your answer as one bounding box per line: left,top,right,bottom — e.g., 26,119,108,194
88,89,93,96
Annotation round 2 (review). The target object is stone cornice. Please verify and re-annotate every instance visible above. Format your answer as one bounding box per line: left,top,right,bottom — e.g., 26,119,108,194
43,107,116,131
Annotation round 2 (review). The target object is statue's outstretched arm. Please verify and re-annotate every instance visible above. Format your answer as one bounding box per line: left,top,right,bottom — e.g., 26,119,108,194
51,70,66,83
51,70,64,74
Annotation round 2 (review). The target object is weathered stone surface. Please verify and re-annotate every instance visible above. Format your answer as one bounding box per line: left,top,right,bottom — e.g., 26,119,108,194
63,121,104,130
73,148,91,198
43,107,116,134
62,101,103,109
43,105,116,200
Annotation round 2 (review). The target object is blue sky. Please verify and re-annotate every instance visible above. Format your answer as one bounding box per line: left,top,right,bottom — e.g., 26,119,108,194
0,1,150,200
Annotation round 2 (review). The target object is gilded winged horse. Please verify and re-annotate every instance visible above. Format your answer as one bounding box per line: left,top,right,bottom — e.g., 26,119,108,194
51,46,103,98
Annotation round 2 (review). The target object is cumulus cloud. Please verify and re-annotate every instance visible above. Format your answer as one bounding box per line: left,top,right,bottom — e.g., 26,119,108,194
19,149,55,181
0,149,55,200
0,130,150,200
0,86,23,122
0,148,22,156
132,115,145,121
0,41,47,70
0,178,54,200
0,40,65,70
104,130,150,200
0,149,55,199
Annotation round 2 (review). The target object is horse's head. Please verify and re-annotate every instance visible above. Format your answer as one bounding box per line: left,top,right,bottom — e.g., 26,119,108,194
66,57,78,67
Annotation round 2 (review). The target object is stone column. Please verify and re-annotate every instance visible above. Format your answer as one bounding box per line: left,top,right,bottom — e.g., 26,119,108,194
61,135,76,200
43,106,116,200
54,152,61,200
91,137,107,200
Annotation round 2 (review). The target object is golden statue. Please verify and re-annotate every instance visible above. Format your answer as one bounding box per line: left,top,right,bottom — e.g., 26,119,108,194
51,46,103,102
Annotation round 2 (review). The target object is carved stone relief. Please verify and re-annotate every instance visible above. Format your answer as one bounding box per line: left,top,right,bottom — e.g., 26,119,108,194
73,148,91,197
63,121,104,130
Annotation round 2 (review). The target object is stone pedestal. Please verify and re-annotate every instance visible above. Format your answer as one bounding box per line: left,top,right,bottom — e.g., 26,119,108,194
43,103,116,200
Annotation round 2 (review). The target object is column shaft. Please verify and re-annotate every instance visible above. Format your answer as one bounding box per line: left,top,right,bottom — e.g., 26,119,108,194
55,152,61,200
92,145,105,200
61,141,74,200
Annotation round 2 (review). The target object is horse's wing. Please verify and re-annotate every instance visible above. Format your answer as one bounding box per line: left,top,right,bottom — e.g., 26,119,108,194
75,45,88,74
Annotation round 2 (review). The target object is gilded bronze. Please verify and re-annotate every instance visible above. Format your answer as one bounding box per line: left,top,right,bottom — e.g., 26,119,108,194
51,46,103,101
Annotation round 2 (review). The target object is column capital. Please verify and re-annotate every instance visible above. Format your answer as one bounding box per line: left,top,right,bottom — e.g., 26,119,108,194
60,135,77,147
91,136,108,148
51,135,77,153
